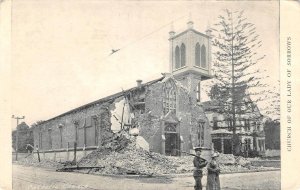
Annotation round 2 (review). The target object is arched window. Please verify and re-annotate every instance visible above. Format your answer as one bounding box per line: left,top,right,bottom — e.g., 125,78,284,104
165,123,176,132
195,43,201,66
201,45,206,68
175,46,180,69
180,43,186,67
163,81,176,114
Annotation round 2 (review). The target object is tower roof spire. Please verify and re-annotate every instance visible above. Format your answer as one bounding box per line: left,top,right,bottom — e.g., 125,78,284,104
187,12,194,29
169,21,175,37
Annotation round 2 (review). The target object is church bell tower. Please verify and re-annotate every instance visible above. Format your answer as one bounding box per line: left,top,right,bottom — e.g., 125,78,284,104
169,19,213,103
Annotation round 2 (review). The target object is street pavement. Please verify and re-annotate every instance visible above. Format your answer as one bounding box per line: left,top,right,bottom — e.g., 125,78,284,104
12,164,280,190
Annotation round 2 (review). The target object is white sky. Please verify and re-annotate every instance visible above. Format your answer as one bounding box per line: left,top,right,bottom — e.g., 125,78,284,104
11,0,279,127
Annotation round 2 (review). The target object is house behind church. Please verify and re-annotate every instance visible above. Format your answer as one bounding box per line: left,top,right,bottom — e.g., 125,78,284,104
32,20,214,161
203,96,266,157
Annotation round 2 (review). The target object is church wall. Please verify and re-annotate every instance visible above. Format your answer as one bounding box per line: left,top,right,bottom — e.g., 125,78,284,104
138,83,164,153
137,79,211,155
33,102,114,152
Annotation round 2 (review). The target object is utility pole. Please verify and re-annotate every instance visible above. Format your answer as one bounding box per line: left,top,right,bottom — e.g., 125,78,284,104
12,115,25,161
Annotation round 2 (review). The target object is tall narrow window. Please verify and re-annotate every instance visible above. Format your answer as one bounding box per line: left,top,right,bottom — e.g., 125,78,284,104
180,43,186,67
39,131,43,150
59,124,63,149
195,43,201,66
48,128,52,149
163,81,176,114
93,117,99,146
213,117,218,129
196,82,201,102
175,46,180,69
74,121,79,144
198,121,205,146
245,119,250,131
201,45,206,68
201,124,205,146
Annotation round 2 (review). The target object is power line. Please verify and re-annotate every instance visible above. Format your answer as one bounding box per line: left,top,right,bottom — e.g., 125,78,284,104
119,14,188,50
101,14,188,61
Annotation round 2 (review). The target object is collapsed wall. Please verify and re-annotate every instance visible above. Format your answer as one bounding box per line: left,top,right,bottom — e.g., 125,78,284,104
78,130,181,176
75,131,271,176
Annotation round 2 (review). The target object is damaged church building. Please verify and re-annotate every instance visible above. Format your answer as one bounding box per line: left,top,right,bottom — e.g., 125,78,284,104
32,20,214,161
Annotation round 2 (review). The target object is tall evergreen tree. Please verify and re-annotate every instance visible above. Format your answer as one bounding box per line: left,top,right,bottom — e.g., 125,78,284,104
209,10,269,155
262,82,280,121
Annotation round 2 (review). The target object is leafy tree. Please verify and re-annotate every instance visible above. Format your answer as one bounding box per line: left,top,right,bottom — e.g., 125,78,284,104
12,122,34,153
209,10,269,155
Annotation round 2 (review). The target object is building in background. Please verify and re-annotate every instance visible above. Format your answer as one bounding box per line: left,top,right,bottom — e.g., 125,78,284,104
203,96,266,157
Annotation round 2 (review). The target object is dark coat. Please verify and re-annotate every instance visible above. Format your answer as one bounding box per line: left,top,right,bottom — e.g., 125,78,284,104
193,156,207,177
206,160,221,190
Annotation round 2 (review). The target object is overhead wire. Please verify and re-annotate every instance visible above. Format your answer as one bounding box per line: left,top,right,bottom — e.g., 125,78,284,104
101,14,189,61
119,14,188,50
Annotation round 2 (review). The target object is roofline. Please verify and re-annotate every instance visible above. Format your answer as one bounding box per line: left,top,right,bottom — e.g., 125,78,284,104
37,77,165,125
169,28,210,40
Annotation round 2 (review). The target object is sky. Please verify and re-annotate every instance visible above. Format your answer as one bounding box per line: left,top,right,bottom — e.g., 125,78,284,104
11,0,279,128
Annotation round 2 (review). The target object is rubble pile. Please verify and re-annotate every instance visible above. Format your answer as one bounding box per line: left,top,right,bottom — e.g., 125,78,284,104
14,131,275,175
79,132,185,175
78,131,270,176
217,154,236,165
235,156,251,166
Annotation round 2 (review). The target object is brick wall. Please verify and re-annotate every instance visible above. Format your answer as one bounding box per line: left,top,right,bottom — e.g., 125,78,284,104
138,78,211,154
33,77,211,156
33,102,113,151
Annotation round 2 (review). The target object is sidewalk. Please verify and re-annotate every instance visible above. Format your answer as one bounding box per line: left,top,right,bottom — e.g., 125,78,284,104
13,164,281,190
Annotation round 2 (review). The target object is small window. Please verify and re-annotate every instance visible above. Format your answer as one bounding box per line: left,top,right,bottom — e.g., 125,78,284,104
213,117,218,129
245,119,250,131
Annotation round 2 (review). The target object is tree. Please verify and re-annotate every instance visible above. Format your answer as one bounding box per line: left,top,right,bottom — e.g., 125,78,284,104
209,10,269,155
12,122,34,153
261,82,280,121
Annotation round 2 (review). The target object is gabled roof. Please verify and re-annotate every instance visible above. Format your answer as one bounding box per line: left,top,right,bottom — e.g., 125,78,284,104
169,28,210,40
37,76,165,125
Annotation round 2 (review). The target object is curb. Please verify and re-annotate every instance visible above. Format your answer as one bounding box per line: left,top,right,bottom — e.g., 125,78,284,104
14,163,280,179
81,168,281,178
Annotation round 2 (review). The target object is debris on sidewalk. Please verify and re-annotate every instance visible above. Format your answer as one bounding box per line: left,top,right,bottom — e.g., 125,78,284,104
15,131,277,176
15,154,64,169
